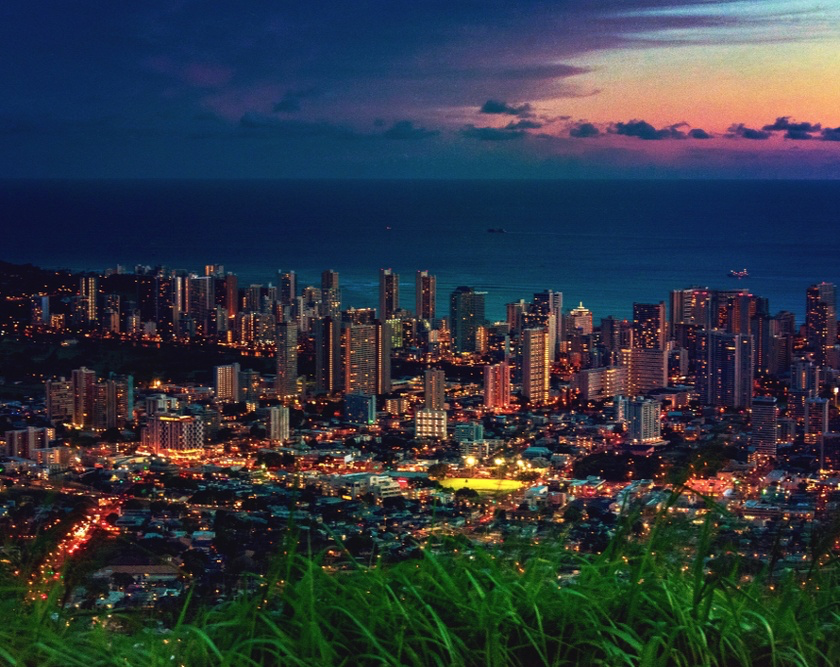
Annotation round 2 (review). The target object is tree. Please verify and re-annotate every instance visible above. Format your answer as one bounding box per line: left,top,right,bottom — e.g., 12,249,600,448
427,463,450,479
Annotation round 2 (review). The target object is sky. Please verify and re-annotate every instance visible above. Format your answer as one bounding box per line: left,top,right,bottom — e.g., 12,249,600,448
3,1,840,179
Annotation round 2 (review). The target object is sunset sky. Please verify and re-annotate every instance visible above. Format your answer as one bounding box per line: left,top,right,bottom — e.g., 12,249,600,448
3,1,840,178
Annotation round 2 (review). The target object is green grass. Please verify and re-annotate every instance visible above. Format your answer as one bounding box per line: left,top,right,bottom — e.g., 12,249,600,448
3,508,840,666
439,477,524,494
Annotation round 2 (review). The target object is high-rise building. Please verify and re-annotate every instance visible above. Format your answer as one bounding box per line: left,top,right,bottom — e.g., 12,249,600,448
750,396,778,458
6,427,55,459
533,290,563,358
573,366,628,402
314,316,342,394
805,397,829,439
344,322,390,395
379,268,400,320
215,363,241,403
345,393,376,425
568,302,593,335
79,275,98,323
71,366,97,428
622,347,669,396
321,270,341,318
424,368,445,410
522,328,550,404
450,286,486,353
279,271,297,307
268,405,290,443
697,331,753,409
225,273,239,318
45,377,74,425
632,302,666,350
416,270,436,321
143,414,204,453
806,283,837,366
275,321,299,397
415,408,447,439
187,275,214,337
484,361,511,410
618,397,662,445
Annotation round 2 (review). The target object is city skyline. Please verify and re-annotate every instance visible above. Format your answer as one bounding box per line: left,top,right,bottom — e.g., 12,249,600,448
3,2,840,179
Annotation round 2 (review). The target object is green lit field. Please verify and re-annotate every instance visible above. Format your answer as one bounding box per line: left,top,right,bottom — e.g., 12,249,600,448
439,477,524,494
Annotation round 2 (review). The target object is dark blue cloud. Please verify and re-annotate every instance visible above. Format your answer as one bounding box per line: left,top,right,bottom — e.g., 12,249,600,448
612,120,686,140
480,100,533,116
727,124,771,140
505,119,542,130
688,128,711,139
273,88,319,113
239,112,360,139
459,125,525,141
762,116,821,134
382,120,438,140
569,122,600,138
822,127,840,142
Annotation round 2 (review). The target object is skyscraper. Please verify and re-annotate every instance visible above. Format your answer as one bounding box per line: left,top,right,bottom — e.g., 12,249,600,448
321,270,341,318
806,282,837,366
522,327,550,404
71,366,96,428
697,331,753,409
632,302,666,350
215,363,241,403
416,270,436,321
568,302,593,335
275,321,298,397
279,271,297,307
619,397,662,445
268,405,290,443
225,273,239,318
750,396,778,458
343,322,391,395
484,361,511,410
450,286,486,353
424,368,445,410
379,268,400,320
79,275,98,323
314,316,342,394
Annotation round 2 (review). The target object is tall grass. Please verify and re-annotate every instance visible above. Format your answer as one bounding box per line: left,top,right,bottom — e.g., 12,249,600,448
3,505,840,666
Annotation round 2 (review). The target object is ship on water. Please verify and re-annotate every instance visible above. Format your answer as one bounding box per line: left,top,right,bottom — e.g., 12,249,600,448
728,268,749,279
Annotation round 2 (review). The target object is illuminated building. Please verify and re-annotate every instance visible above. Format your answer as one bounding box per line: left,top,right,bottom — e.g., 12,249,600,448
632,302,666,350
46,377,74,424
568,302,593,335
143,414,204,453
187,275,214,337
379,268,400,320
531,290,563,360
617,396,661,445
805,397,829,441
450,286,486,353
321,269,341,317
750,396,778,458
275,321,299,397
5,427,55,459
79,274,98,323
573,366,628,402
30,295,49,326
215,363,241,403
345,393,376,425
415,270,436,321
806,282,837,366
279,270,297,307
225,273,238,318
484,361,511,410
343,322,391,395
522,327,550,404
424,368,445,410
71,366,97,428
622,347,669,396
415,408,447,438
696,331,753,409
314,316,342,394
268,405,290,443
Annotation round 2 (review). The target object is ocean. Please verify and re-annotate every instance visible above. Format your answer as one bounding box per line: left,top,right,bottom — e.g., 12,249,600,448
1,179,838,323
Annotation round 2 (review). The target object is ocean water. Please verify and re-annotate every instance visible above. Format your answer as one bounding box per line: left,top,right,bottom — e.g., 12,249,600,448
1,179,838,323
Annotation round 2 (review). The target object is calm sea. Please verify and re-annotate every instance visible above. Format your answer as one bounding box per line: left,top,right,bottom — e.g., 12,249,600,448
1,179,838,323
